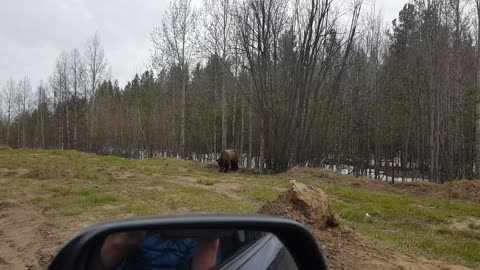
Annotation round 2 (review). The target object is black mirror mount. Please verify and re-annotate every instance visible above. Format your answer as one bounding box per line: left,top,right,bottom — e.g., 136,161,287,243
49,215,326,270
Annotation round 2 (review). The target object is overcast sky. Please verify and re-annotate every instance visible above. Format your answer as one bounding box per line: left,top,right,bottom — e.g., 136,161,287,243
0,0,407,89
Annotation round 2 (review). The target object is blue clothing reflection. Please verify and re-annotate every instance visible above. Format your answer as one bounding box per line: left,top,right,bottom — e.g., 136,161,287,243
118,233,220,270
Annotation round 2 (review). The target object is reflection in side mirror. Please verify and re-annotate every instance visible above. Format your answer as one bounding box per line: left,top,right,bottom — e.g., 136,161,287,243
48,215,326,270
89,229,298,270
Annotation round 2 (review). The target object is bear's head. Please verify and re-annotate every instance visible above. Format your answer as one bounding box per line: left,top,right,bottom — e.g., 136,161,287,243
217,158,224,168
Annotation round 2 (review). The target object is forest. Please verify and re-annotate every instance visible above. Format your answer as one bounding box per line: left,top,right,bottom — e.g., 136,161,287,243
2,0,480,183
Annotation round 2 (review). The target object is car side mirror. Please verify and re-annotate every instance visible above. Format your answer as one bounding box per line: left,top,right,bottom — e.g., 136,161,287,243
48,215,326,270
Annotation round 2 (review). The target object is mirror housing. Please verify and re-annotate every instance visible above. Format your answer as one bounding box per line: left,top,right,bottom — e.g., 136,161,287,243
48,215,326,270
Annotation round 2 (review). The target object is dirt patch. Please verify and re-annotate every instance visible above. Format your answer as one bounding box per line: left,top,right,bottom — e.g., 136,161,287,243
449,218,480,231
207,182,243,199
23,167,72,180
391,180,480,203
260,183,471,270
283,168,480,204
0,168,31,178
199,162,260,175
0,197,94,269
140,186,165,191
113,171,137,180
0,201,66,270
0,145,12,150
200,162,219,170
165,177,244,200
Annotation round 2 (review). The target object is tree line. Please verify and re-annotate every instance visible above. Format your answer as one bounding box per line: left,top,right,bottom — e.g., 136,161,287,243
2,0,480,183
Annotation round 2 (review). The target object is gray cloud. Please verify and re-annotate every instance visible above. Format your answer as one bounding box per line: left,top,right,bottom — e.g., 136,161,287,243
0,0,169,88
379,0,406,25
0,0,406,89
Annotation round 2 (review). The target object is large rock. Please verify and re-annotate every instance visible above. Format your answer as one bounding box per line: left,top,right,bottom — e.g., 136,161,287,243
260,182,339,230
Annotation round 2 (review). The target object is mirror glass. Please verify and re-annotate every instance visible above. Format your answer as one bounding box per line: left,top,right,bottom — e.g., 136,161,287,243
87,229,298,270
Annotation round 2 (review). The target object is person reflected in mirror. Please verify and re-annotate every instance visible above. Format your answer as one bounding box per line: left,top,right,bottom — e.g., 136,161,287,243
191,238,220,270
96,231,220,270
99,231,147,270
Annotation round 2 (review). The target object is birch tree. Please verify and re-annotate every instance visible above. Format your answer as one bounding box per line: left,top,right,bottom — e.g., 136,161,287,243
85,33,107,151
475,0,480,177
54,51,71,149
35,82,48,149
2,78,16,145
203,0,234,150
151,0,198,158
17,77,31,148
69,49,85,149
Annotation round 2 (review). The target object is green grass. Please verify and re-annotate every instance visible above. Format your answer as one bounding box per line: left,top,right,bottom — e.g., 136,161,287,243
246,188,279,202
1,149,479,268
316,185,480,268
84,192,117,206
469,223,480,230
197,178,219,186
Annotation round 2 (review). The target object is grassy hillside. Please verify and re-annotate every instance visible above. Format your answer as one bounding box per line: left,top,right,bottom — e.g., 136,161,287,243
0,149,479,268
0,149,288,217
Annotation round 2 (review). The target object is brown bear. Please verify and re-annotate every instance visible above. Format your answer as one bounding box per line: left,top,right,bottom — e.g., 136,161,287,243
217,149,240,172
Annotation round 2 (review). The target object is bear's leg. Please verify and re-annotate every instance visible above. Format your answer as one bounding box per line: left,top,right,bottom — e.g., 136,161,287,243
224,161,230,172
232,161,238,171
218,161,224,172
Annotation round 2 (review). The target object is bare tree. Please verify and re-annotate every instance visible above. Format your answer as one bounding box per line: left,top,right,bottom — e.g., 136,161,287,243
85,32,107,151
2,78,16,145
17,77,31,148
475,0,480,177
237,0,362,171
69,48,86,149
203,0,235,150
151,0,198,158
35,82,48,149
51,51,71,149
0,91,2,143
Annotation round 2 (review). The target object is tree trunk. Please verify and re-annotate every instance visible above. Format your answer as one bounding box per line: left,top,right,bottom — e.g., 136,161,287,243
248,103,253,169
40,109,45,149
88,99,95,151
213,60,218,159
6,122,11,146
221,66,227,150
476,96,480,177
259,117,265,172
22,116,26,148
232,87,237,149
137,103,147,150
180,69,186,158
172,73,177,156
240,96,245,156
17,120,20,148
473,1,480,177
60,104,64,150
476,2,480,177
65,100,70,149
73,92,78,149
